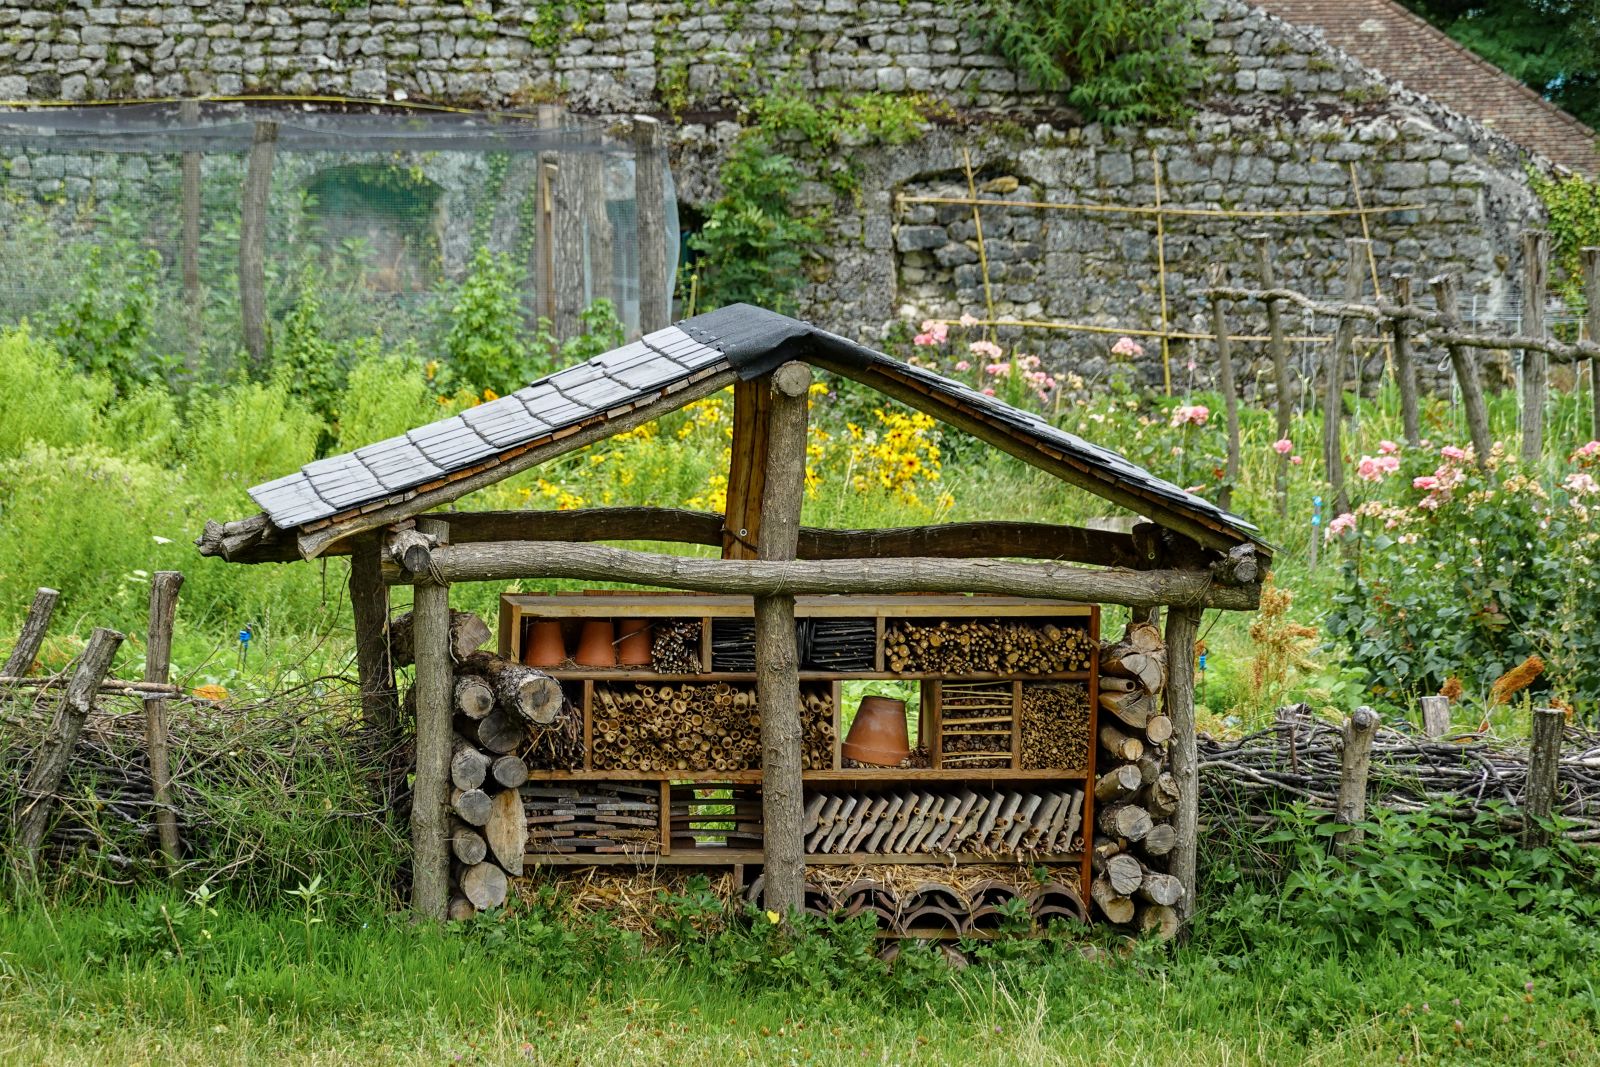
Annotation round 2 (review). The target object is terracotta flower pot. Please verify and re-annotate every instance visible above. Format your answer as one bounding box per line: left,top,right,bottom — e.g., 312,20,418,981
523,620,567,668
574,619,618,668
617,619,653,667
841,695,911,767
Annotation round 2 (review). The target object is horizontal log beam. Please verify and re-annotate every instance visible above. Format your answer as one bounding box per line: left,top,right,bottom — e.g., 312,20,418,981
383,540,1259,610
200,507,1150,568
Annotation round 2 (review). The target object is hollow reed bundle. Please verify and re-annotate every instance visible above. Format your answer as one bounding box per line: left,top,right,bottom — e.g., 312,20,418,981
1021,683,1091,769
885,619,1094,674
590,682,834,772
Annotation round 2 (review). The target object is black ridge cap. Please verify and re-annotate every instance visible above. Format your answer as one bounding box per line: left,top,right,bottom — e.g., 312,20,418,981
677,303,1264,547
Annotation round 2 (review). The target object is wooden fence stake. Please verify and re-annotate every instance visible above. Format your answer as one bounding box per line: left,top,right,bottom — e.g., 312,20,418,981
1418,694,1451,739
1391,274,1421,447
756,361,812,918
238,120,278,371
1524,706,1565,848
1153,150,1172,395
3,587,60,678
411,517,453,919
1430,272,1493,463
631,115,669,334
1582,247,1600,440
179,98,202,369
1334,705,1379,851
1520,231,1549,467
16,627,124,870
1163,604,1201,924
1253,235,1293,518
1208,264,1240,511
144,571,184,866
1325,239,1368,517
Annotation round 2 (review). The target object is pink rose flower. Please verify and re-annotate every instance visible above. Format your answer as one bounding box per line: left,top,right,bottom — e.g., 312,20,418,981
969,339,1003,360
1440,445,1468,462
985,362,1011,377
1291,455,1303,465
1272,438,1293,455
1378,455,1400,475
954,360,971,371
1413,476,1439,491
1326,512,1357,540
1575,441,1600,459
981,387,996,396
1379,440,1399,455
959,312,980,327
1564,472,1600,495
1169,405,1210,428
1111,337,1144,357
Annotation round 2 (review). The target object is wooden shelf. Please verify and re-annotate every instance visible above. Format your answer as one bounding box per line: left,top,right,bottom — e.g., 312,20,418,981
504,592,1096,619
523,768,1088,783
545,669,1092,682
523,850,1084,868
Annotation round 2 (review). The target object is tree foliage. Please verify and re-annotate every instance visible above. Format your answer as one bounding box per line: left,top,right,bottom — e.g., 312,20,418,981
975,0,1207,124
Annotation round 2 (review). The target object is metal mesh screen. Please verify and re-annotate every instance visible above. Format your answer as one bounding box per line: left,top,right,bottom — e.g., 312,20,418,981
0,102,677,381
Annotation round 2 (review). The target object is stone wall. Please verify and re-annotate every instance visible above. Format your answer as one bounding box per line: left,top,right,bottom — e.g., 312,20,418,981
0,0,1552,390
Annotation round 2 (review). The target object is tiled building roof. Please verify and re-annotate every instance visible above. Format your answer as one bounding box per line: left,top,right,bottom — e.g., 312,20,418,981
1258,0,1599,174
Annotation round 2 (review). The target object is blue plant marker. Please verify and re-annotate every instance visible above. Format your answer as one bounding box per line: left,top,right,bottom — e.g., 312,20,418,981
238,625,253,671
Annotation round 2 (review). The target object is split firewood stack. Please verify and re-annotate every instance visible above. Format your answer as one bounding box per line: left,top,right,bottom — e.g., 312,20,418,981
393,608,559,920
1090,620,1182,940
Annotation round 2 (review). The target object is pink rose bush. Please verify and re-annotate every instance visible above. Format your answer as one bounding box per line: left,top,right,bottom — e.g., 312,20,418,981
1169,404,1210,428
1272,438,1293,455
912,319,949,346
1111,336,1144,358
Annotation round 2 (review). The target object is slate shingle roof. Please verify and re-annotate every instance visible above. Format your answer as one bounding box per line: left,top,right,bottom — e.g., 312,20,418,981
246,304,1261,548
1259,0,1600,174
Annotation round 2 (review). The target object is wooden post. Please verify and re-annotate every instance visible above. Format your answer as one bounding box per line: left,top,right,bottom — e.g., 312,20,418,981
1583,247,1600,441
553,140,590,340
1208,264,1240,511
1430,272,1493,463
410,517,453,919
1334,705,1378,851
16,627,124,870
350,532,398,739
1524,706,1565,847
3,587,60,678
1153,150,1172,395
1325,239,1368,516
144,571,184,865
1520,231,1549,467
722,378,772,559
632,115,669,334
1418,694,1451,739
180,99,203,370
1162,604,1201,924
238,120,278,371
583,149,615,315
756,361,812,917
1254,235,1293,518
1391,274,1421,447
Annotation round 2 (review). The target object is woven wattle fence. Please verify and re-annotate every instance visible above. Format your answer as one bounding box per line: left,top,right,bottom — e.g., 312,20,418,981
1199,703,1600,842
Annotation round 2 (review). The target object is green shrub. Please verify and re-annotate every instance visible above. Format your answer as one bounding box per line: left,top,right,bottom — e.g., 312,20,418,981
336,348,441,452
442,247,530,396
47,243,174,394
0,325,105,458
99,384,181,465
182,381,322,501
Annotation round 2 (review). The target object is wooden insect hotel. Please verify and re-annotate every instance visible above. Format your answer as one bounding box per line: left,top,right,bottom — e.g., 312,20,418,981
199,304,1266,937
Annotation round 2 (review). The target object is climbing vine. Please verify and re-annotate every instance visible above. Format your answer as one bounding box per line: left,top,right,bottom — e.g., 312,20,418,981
973,0,1207,123
1530,168,1600,307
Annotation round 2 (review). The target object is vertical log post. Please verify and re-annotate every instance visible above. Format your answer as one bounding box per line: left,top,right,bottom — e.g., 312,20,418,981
1208,264,1240,511
16,627,124,870
722,378,772,560
3,587,60,678
1431,272,1493,463
582,149,615,312
179,98,203,370
1418,694,1451,739
144,571,184,865
410,517,453,918
1163,604,1201,924
1524,706,1565,848
350,531,397,735
1520,231,1549,467
553,136,589,340
1325,238,1368,516
238,120,278,371
1253,235,1293,518
1582,247,1600,441
756,362,812,917
535,103,563,324
632,115,669,334
1334,705,1379,851
1391,274,1421,447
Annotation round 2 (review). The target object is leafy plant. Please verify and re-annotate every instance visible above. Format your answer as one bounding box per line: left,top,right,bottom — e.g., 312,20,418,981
48,244,173,394
1530,168,1600,308
441,247,530,396
975,0,1208,123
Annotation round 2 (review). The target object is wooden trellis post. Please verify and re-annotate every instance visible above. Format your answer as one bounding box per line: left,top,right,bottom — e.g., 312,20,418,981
756,362,812,917
1520,231,1549,467
1583,247,1600,440
1253,236,1293,519
2,587,59,678
1391,274,1422,447
410,517,453,919
238,120,278,371
1208,264,1240,512
179,98,203,368
632,115,669,334
1524,706,1565,848
1163,604,1201,922
1325,238,1368,517
1430,272,1493,463
144,571,184,865
1335,706,1378,852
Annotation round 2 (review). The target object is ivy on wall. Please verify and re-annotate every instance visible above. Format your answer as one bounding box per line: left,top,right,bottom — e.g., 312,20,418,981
974,0,1207,123
1530,168,1600,307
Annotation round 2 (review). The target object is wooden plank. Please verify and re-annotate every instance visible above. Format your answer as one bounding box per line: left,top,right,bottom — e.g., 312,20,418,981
1164,605,1200,924
723,378,772,560
502,591,1099,618
521,850,1085,867
522,767,1090,783
350,532,398,738
143,571,184,866
410,517,453,919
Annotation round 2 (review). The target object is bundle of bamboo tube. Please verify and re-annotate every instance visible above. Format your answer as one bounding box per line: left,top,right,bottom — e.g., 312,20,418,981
885,619,1095,674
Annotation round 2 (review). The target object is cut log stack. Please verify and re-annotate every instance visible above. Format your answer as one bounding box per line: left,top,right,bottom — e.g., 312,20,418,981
393,608,554,920
885,619,1096,674
590,682,834,772
1090,620,1180,939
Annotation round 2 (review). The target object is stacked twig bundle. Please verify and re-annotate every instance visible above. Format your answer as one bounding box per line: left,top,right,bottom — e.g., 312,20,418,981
885,619,1095,674
938,681,1014,769
522,783,661,856
1199,703,1600,841
1021,683,1091,769
522,692,584,771
591,683,834,772
806,618,876,671
1090,621,1181,940
801,785,1083,857
650,619,702,674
